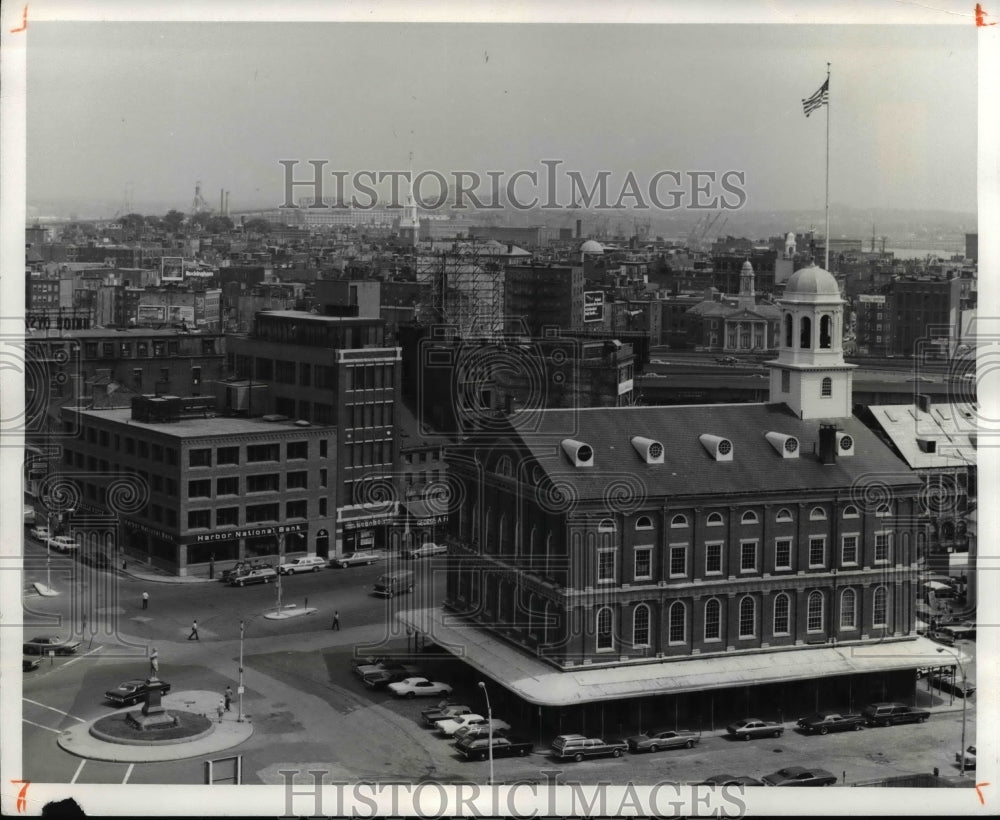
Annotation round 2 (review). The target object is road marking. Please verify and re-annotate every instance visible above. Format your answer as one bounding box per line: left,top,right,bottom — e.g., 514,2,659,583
122,764,134,784
22,719,61,734
22,699,86,722
70,760,86,784
61,645,103,668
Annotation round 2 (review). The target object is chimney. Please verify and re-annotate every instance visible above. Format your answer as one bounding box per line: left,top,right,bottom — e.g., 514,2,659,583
818,424,838,465
916,394,932,414
576,219,582,239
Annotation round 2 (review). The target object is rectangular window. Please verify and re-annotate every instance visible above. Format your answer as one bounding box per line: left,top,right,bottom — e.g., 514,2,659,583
705,542,723,575
320,440,328,458
216,477,240,496
187,509,211,529
189,448,212,468
633,548,652,580
275,359,296,384
216,507,239,527
247,473,279,493
597,549,616,583
774,538,792,570
287,471,308,490
319,498,328,516
187,480,211,498
217,446,240,465
740,541,757,572
247,444,279,463
841,534,859,565
151,444,163,461
809,536,826,567
191,366,201,388
286,500,308,519
874,532,890,563
246,503,279,523
319,469,328,488
166,448,178,466
138,441,149,458
669,545,687,577
299,362,311,386
287,441,308,460
781,370,790,393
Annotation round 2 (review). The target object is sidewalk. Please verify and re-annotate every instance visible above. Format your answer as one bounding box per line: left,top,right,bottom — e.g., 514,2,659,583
118,565,216,584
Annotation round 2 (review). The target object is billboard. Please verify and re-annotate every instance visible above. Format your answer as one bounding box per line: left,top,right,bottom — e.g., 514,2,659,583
137,304,166,322
167,305,196,324
161,256,185,282
584,291,605,323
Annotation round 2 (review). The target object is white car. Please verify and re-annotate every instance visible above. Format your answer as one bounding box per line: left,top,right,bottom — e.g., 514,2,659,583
48,536,78,552
436,713,488,737
403,542,448,559
29,526,51,542
388,677,453,699
453,718,512,741
956,745,977,770
277,555,326,574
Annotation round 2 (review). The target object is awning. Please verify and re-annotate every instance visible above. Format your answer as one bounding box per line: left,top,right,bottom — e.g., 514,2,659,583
398,607,951,708
402,498,449,525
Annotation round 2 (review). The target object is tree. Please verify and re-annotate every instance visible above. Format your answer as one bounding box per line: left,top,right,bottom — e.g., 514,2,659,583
118,213,145,242
244,218,272,235
163,210,185,233
206,215,234,234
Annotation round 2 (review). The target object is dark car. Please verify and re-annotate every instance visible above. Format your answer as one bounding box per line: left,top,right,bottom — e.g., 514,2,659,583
796,711,865,735
625,729,700,753
927,672,976,698
726,718,784,740
456,735,533,761
421,703,473,727
220,560,272,583
229,566,277,586
762,766,837,787
696,774,765,787
23,636,81,655
23,657,41,672
550,734,628,761
361,664,423,689
105,678,172,707
861,702,930,727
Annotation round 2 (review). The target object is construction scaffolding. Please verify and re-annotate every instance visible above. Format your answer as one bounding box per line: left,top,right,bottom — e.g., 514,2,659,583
413,240,506,339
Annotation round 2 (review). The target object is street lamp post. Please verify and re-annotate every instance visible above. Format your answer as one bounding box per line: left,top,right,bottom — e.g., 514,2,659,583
937,646,968,776
478,681,493,787
238,619,246,722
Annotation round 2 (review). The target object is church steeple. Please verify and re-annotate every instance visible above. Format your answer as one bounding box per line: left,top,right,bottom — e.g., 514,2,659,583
738,259,755,310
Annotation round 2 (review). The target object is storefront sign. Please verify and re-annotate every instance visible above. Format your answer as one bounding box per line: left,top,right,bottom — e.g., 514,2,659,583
191,522,308,544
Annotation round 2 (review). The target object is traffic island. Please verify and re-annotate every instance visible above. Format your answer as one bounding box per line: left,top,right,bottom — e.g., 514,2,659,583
263,604,318,621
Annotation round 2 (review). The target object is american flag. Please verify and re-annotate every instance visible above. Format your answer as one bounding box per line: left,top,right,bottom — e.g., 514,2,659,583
802,78,829,117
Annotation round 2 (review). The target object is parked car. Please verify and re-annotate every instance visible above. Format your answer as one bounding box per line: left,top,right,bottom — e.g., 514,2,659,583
716,356,738,365
387,677,453,699
726,718,784,740
796,711,865,735
23,635,81,655
361,664,423,689
695,775,765,787
762,766,837,787
220,560,272,583
956,745,977,770
48,536,78,553
28,526,51,541
861,702,930,727
277,555,325,575
373,570,415,597
456,735,533,761
927,672,976,698
403,542,448,559
453,718,511,741
330,550,383,568
926,630,957,647
550,734,628,762
421,703,473,727
435,713,489,737
105,678,171,707
23,657,41,672
625,729,700,753
229,566,277,586
936,623,976,642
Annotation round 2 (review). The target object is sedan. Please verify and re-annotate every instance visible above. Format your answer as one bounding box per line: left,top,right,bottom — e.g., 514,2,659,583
403,542,448,559
956,745,977,770
23,657,41,673
695,775,765,787
726,718,784,740
928,672,976,698
762,766,837,787
330,550,384,568
48,536,78,552
625,729,700,753
387,677,453,699
453,719,511,741
28,526,51,541
796,711,864,734
23,636,81,655
277,555,326,575
435,713,488,737
105,678,172,707
422,703,473,727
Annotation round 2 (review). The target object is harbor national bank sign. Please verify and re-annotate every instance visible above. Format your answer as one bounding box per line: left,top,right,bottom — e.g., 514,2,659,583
192,522,308,544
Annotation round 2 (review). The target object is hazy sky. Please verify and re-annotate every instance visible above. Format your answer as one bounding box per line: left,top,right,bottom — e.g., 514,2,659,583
27,22,977,217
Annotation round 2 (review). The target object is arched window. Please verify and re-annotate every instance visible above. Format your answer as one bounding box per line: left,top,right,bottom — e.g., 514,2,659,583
775,508,793,523
839,588,857,630
809,507,827,521
706,512,724,527
875,503,891,517
799,316,812,349
598,519,616,532
772,592,790,635
704,598,722,641
784,313,793,348
821,377,832,397
596,607,614,651
819,315,832,349
633,604,650,647
843,505,859,518
495,455,513,477
738,596,756,638
807,590,824,633
670,514,688,528
741,510,758,525
873,586,888,627
635,515,653,531
668,601,686,644
597,518,616,551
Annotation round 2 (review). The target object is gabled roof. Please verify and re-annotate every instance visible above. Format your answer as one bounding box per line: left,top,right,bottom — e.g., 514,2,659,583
507,403,920,501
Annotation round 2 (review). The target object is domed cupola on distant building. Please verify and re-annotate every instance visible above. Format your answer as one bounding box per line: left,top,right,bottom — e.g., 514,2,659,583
737,259,755,310
768,263,855,419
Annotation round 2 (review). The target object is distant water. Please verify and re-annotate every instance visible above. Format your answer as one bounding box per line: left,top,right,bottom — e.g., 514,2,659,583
883,247,967,261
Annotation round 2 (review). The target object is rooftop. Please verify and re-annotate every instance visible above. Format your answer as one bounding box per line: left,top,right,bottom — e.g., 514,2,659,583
72,406,334,439
867,402,978,469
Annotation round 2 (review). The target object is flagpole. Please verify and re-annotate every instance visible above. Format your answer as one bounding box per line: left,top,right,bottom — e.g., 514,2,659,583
824,62,831,271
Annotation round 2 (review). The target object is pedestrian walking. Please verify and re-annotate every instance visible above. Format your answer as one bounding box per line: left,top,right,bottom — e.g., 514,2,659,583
188,619,200,640
149,648,159,678
141,591,149,610
224,686,233,712
331,610,340,631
